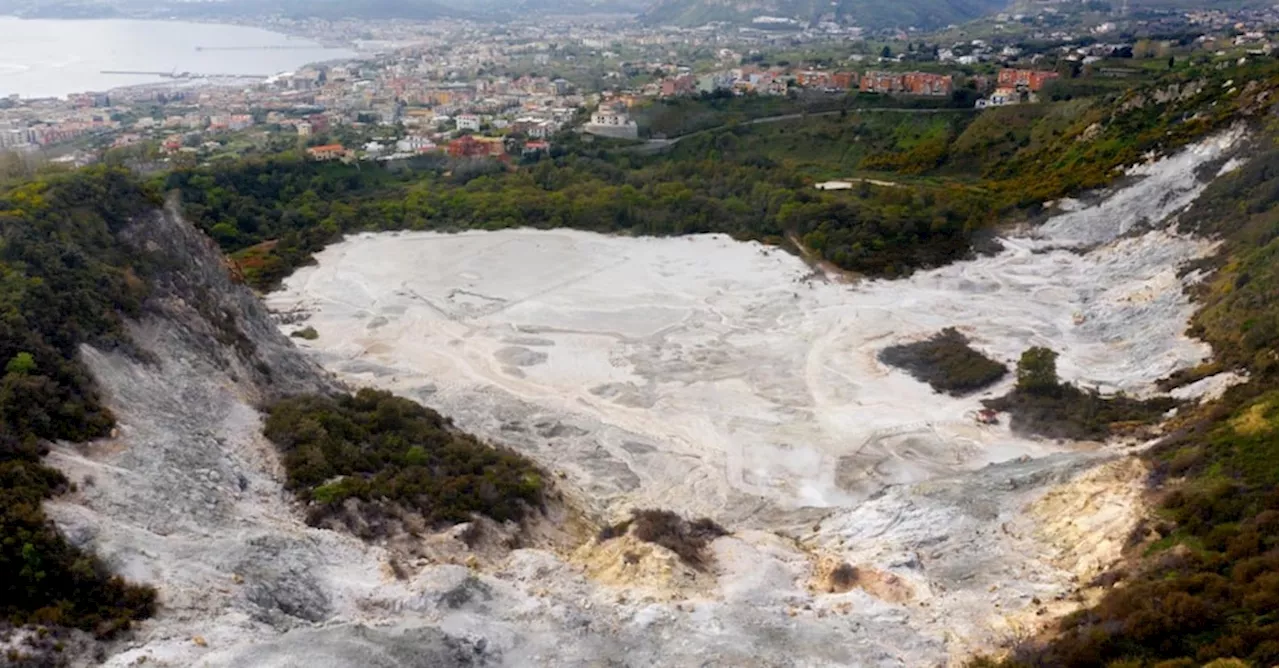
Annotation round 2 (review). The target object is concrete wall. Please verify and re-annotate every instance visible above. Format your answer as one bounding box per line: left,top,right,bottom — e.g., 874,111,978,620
584,123,638,140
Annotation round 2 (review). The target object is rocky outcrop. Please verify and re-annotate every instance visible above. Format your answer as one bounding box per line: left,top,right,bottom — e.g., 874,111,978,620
42,202,371,664
119,197,337,401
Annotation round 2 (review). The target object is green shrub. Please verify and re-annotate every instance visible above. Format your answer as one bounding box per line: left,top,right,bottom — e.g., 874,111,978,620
264,389,545,532
878,328,1008,396
982,346,1179,440
985,385,1177,442
1014,347,1060,395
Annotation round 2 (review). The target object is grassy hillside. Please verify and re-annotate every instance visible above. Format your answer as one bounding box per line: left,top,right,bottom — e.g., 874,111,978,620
631,90,966,140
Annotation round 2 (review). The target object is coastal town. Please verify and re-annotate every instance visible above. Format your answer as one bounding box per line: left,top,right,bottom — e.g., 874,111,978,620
0,4,1274,167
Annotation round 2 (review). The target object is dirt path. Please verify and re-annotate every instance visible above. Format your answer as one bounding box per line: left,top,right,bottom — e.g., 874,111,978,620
784,231,861,284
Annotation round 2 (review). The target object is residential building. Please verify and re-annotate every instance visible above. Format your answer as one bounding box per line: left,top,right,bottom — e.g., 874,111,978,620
584,106,638,139
903,72,954,96
396,135,437,153
860,71,902,94
996,69,1060,92
447,135,490,157
860,71,953,96
522,139,550,156
660,75,696,97
307,144,349,161
975,87,1023,109
831,72,858,89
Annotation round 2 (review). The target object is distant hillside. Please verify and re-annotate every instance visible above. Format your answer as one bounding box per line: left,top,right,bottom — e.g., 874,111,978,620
0,0,646,20
1113,0,1274,9
0,0,469,20
473,0,648,15
639,0,1011,30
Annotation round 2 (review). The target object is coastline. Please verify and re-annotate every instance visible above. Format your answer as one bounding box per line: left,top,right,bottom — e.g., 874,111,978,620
0,15,362,100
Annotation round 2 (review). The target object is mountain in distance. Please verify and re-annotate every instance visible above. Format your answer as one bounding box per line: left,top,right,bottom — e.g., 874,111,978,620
471,0,650,15
0,0,1005,24
639,0,1012,30
0,0,642,20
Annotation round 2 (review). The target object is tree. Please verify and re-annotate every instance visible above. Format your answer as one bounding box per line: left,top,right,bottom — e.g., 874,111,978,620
1015,347,1060,395
880,45,892,59
5,351,35,375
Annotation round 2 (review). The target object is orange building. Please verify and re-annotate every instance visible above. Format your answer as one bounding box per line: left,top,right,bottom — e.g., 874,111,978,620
860,71,902,93
473,136,507,157
447,135,506,158
997,69,1060,92
306,144,348,161
795,71,829,87
447,135,487,158
903,72,953,96
860,71,952,96
660,75,696,97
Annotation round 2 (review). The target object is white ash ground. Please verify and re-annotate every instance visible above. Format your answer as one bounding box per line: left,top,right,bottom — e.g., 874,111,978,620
266,216,1214,523
47,132,1243,668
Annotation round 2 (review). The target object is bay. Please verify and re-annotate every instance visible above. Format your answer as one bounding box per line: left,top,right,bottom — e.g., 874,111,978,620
0,17,356,99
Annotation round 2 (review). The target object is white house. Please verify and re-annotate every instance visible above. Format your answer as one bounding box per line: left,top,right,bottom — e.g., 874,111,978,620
396,136,437,153
584,107,638,140
456,114,481,131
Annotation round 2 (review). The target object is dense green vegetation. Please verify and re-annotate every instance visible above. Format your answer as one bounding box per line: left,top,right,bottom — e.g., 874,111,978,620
163,144,992,289
0,169,159,638
984,347,1180,441
955,59,1275,209
598,509,728,570
263,389,545,535
878,328,1007,396
1176,148,1279,381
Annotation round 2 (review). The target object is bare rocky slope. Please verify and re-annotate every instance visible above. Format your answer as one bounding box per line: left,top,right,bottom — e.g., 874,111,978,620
33,130,1254,667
